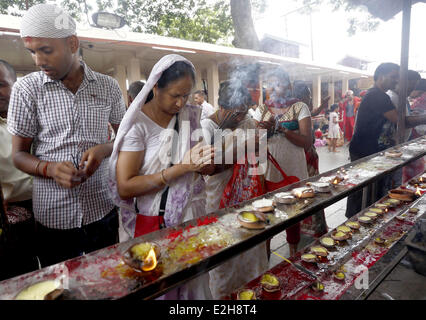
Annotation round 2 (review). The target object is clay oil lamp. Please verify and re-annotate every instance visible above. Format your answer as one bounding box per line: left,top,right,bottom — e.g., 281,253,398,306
385,199,401,207
311,281,325,292
260,273,281,293
301,253,318,263
292,187,315,199
395,213,408,221
237,289,256,300
375,203,390,213
345,221,361,230
369,207,385,215
333,271,346,281
337,225,352,234
330,175,344,186
123,242,161,272
374,237,386,245
320,237,335,248
385,149,402,158
252,199,275,212
358,216,373,225
237,211,267,230
273,192,297,205
310,246,328,257
331,230,350,241
408,178,420,186
388,188,415,202
364,211,378,220
15,280,64,300
409,207,419,214
307,182,331,193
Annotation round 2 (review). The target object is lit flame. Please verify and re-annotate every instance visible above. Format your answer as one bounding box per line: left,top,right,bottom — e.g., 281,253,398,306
415,187,421,197
295,191,302,198
385,208,389,213
142,247,157,272
332,179,339,185
420,177,424,183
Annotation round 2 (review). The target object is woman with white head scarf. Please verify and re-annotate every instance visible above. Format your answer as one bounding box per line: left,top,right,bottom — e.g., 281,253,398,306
109,54,214,299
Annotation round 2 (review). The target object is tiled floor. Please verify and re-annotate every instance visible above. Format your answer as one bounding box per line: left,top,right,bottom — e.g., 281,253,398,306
268,143,351,268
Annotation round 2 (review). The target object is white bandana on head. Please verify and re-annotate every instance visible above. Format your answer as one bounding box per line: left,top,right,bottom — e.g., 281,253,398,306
109,54,200,229
20,4,76,38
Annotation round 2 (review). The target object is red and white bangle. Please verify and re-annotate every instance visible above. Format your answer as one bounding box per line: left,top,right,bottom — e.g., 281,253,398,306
42,161,49,178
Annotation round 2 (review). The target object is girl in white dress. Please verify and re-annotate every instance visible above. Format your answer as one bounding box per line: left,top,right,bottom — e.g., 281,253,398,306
328,104,342,152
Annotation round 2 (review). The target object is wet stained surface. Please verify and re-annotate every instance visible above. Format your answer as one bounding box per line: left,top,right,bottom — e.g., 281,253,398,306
0,137,425,300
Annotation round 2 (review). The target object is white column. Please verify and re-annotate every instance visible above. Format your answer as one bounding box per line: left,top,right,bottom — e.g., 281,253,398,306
127,58,141,84
114,64,128,106
342,78,349,95
207,61,220,109
259,80,264,105
194,64,203,91
312,75,321,109
328,80,335,107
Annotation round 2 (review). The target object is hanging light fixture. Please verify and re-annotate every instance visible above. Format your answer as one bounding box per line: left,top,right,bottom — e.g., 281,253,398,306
92,12,126,29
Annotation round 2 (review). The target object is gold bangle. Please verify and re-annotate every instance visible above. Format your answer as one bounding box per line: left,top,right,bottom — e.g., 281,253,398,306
160,169,169,186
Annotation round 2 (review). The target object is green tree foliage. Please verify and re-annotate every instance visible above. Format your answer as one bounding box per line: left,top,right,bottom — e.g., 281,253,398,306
0,0,237,44
0,0,267,46
114,0,234,44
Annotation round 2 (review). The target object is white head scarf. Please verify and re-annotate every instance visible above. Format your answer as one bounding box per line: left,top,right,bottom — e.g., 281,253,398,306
109,54,199,228
21,4,76,38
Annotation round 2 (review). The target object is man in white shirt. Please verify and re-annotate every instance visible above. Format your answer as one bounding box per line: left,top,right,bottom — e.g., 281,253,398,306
193,90,216,121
